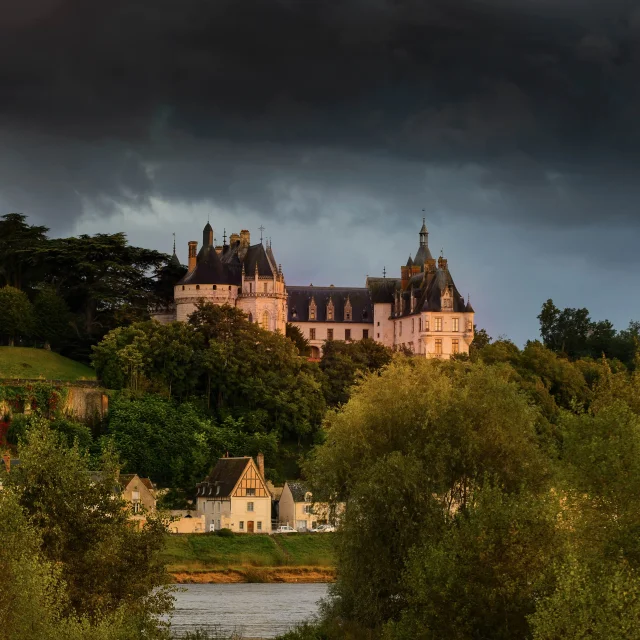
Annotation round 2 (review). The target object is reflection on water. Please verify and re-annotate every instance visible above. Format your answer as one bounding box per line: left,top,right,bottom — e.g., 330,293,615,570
169,583,329,638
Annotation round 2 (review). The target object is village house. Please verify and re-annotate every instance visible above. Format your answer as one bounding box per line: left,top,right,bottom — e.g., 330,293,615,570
118,473,157,514
278,481,343,531
196,453,271,533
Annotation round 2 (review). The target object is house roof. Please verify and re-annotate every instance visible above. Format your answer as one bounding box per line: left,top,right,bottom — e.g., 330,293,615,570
197,457,252,498
287,286,373,323
286,481,311,502
118,474,154,491
366,277,400,304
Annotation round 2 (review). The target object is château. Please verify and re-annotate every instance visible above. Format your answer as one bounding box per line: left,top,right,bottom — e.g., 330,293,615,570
158,220,475,359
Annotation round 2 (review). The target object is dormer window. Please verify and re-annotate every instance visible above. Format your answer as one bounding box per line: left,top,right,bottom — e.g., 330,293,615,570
327,298,335,321
309,297,317,320
292,307,298,319
441,286,453,311
304,492,312,503
344,297,352,322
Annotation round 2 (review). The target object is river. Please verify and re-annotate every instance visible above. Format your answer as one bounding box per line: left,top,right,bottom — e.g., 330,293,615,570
169,583,330,638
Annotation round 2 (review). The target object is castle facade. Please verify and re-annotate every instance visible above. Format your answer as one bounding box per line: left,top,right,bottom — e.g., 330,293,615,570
164,220,475,359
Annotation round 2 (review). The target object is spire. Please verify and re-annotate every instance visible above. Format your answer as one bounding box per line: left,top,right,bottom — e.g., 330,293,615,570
223,228,227,245
170,232,180,267
203,222,214,247
383,266,386,278
419,216,428,247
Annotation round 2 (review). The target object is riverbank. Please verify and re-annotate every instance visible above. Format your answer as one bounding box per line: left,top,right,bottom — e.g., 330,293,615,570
161,532,337,584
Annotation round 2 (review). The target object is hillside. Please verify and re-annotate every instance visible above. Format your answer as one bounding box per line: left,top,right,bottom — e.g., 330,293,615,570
0,347,96,381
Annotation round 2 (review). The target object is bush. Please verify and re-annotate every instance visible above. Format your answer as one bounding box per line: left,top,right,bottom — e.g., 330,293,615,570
215,528,234,537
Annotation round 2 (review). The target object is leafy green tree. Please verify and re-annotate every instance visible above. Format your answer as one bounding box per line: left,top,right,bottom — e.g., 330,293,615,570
105,394,278,491
0,285,34,346
286,322,311,356
5,418,171,623
538,299,592,358
33,287,72,350
0,212,48,290
319,338,392,406
307,358,552,633
470,324,492,356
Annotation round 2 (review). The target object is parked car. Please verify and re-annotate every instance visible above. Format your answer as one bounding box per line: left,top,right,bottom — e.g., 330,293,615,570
272,524,297,534
311,524,336,533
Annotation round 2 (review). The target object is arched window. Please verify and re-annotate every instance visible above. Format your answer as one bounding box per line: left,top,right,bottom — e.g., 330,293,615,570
196,285,200,290
261,311,269,330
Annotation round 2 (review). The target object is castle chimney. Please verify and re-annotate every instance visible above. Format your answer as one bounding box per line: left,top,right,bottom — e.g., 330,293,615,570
239,230,250,248
401,265,410,290
257,452,265,479
188,241,198,273
438,256,448,271
230,233,240,245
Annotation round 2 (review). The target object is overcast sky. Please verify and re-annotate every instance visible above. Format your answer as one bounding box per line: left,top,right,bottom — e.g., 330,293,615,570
2,0,640,344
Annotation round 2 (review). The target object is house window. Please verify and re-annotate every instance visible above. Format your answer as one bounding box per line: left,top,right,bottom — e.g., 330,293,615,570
310,328,316,340
363,329,369,339
452,339,460,354
263,282,268,293
304,505,312,514
412,318,415,333
345,329,351,341
196,285,200,290
327,328,334,341
345,298,352,321
399,322,402,337
217,519,221,529
434,317,442,332
239,521,244,530
309,298,316,320
435,339,443,355
452,318,459,332
247,502,254,512
327,299,335,321
257,521,262,531
377,333,380,338
261,311,269,330
246,488,256,496
133,502,140,514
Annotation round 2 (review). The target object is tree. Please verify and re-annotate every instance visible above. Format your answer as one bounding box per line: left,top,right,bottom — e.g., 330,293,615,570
0,212,48,291
0,285,34,346
319,338,392,406
286,322,311,356
33,287,71,350
5,418,171,623
470,325,492,355
306,358,552,634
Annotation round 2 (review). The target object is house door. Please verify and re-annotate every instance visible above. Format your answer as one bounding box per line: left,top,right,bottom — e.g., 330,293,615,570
247,521,254,533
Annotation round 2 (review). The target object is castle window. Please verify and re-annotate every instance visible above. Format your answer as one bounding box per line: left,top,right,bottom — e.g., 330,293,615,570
363,329,369,339
248,312,253,323
435,339,443,355
345,329,351,341
249,283,252,293
229,286,231,291
261,311,269,330
182,286,185,290
452,339,460,354
452,318,459,332
399,322,402,337
309,298,317,320
412,318,415,333
263,282,268,293
327,299,335,321
196,285,200,290
434,317,442,332
310,328,316,340
213,285,217,290
327,328,334,341
344,298,352,321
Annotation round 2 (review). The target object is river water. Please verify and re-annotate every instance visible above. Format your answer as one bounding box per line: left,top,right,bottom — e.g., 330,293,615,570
169,583,330,638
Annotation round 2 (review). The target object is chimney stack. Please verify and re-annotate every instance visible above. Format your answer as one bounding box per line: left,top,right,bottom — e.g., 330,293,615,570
188,241,198,273
230,232,240,245
257,452,265,479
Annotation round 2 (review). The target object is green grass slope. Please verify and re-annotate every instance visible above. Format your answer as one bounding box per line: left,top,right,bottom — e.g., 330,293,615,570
161,533,336,572
0,347,96,381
